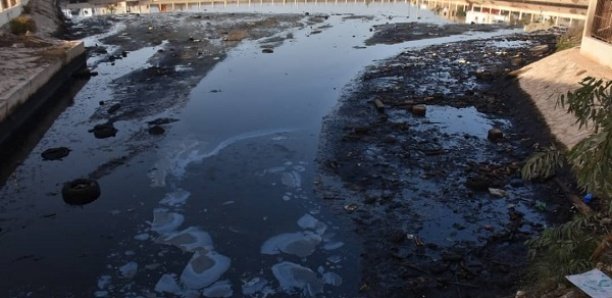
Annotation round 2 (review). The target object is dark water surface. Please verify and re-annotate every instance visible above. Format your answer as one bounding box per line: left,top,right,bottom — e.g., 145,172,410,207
0,4,524,297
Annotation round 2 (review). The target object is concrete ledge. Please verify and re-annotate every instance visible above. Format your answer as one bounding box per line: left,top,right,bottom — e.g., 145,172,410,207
0,41,86,145
0,41,84,120
580,37,612,70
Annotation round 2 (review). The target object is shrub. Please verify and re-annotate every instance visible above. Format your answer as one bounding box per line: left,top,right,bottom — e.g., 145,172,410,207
9,15,37,35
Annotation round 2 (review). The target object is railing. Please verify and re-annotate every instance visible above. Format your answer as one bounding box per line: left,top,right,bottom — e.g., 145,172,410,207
0,0,19,12
591,0,612,43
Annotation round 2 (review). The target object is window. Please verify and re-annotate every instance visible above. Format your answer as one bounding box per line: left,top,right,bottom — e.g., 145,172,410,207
591,0,612,43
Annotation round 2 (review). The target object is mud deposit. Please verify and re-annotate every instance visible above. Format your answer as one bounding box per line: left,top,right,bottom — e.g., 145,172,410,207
317,33,568,297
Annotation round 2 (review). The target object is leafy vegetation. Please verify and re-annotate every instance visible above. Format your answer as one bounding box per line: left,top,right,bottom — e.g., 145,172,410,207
556,26,583,52
9,15,36,35
522,77,612,290
521,77,612,200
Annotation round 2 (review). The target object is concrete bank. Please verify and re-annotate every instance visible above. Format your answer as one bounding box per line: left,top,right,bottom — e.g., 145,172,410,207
514,48,612,149
0,36,86,144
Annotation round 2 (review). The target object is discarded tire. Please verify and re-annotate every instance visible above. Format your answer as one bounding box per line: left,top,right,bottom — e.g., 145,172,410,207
90,123,118,139
41,147,70,160
148,125,165,135
62,179,101,205
411,104,427,117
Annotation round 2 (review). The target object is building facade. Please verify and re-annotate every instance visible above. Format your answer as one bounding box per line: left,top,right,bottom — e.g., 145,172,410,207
581,0,612,68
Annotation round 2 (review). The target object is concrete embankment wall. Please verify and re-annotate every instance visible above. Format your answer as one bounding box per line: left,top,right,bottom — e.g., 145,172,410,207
0,41,86,144
0,0,84,146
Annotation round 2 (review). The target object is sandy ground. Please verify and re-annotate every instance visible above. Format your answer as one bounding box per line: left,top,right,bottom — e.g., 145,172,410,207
515,48,612,149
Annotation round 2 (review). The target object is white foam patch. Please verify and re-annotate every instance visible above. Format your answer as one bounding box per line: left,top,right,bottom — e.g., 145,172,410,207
297,214,327,235
149,129,291,187
134,233,150,241
159,226,214,252
175,64,193,72
241,277,270,296
203,280,233,297
180,250,231,290
264,166,286,175
488,39,532,49
271,261,324,296
293,165,306,172
148,140,204,187
261,232,322,258
151,209,185,234
119,261,138,279
322,272,343,286
281,171,302,189
160,189,191,207
323,241,344,251
97,275,111,289
154,273,182,295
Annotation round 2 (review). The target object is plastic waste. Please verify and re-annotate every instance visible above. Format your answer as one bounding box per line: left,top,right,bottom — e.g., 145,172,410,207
583,193,593,204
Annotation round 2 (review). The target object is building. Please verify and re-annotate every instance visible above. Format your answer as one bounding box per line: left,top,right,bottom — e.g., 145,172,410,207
581,0,612,68
0,0,28,27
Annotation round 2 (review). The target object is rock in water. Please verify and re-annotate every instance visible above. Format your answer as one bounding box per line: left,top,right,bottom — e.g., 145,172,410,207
412,104,427,116
487,127,504,141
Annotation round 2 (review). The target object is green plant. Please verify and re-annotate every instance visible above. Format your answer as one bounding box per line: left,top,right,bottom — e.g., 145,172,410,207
456,7,466,18
523,77,612,290
559,78,612,198
521,77,612,201
9,15,37,35
521,148,565,181
526,215,606,286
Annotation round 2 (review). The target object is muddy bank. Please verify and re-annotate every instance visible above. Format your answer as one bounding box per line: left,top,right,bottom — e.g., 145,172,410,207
317,31,572,297
366,22,511,45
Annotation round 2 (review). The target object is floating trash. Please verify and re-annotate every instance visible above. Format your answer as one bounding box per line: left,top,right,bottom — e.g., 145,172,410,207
118,261,138,279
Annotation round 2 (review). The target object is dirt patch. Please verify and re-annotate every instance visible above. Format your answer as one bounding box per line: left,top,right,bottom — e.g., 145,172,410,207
316,30,574,297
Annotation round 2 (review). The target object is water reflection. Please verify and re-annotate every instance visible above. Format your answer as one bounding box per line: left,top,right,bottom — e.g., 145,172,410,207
63,0,588,31
419,0,586,28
